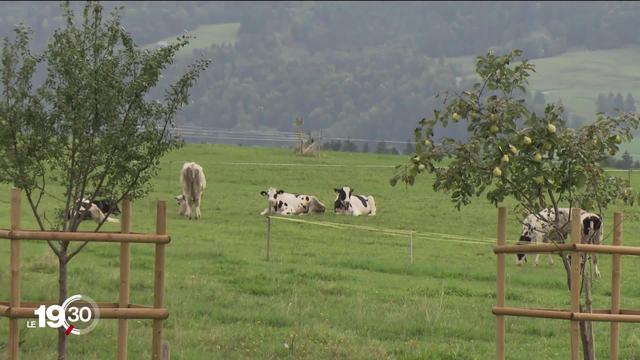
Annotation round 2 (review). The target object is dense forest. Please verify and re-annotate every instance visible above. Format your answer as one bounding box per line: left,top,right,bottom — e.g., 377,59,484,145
2,1,640,143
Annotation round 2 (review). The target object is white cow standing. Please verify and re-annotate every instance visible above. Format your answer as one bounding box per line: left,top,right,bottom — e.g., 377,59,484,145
333,186,376,216
176,162,206,220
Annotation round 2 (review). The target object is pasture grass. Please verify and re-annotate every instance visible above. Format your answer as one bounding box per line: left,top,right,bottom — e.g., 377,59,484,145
0,144,640,358
142,22,240,58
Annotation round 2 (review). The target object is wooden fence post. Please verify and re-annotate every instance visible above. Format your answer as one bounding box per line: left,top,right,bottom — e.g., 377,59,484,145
409,231,414,264
162,340,170,360
610,212,622,360
152,201,167,360
9,188,21,360
118,197,132,360
266,216,271,261
570,208,581,360
496,207,506,360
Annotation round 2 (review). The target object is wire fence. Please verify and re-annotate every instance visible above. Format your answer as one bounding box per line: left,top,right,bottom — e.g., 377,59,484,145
263,215,495,263
170,126,640,164
171,126,416,147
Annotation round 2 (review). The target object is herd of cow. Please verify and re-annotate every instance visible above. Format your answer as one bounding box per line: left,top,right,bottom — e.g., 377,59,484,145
171,162,377,219
70,161,603,272
259,186,377,216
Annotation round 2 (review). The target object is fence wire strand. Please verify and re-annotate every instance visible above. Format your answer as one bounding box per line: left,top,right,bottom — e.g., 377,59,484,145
267,215,495,246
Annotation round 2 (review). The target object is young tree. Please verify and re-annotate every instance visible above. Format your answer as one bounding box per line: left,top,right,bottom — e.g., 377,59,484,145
361,141,370,153
0,2,210,357
624,92,636,113
293,117,304,153
392,49,640,360
375,140,388,154
607,91,615,110
341,138,357,152
613,92,625,113
403,140,415,155
595,93,608,114
619,151,633,170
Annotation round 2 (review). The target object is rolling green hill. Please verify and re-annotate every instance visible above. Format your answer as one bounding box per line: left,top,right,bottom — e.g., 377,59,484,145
450,47,640,121
1,144,640,359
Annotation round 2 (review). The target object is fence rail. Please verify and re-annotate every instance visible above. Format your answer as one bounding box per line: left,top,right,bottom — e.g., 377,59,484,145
493,207,634,360
0,229,170,243
0,189,170,360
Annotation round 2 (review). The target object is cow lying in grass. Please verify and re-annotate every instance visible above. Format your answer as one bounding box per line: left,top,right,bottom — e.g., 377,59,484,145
295,194,326,214
67,198,120,224
260,187,326,215
516,207,603,277
333,186,376,216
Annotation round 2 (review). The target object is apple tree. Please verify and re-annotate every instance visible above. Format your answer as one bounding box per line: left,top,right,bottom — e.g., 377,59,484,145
391,49,640,360
0,2,210,357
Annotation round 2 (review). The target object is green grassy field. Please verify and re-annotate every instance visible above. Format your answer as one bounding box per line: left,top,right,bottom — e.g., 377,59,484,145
143,22,240,58
1,144,640,359
450,47,640,121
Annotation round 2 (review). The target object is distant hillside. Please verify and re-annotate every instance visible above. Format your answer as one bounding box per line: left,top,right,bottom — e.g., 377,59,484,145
450,47,640,121
3,2,640,141
143,22,240,58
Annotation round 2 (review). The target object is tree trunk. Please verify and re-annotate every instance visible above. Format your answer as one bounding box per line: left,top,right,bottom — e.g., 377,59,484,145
57,242,68,360
579,256,596,360
580,314,595,360
563,253,596,360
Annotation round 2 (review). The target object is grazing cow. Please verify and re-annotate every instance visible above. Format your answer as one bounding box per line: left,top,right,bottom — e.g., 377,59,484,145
177,162,206,220
516,207,570,266
67,198,120,224
333,186,376,216
516,207,603,277
580,210,604,278
260,188,318,215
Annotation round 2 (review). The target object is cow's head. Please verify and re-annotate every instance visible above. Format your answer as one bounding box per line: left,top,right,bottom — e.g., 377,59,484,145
175,194,188,216
516,221,534,265
296,194,311,212
261,188,285,201
261,188,286,211
582,213,603,245
334,186,352,210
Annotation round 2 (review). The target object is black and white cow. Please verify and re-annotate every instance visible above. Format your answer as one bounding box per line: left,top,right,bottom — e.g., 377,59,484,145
260,187,321,215
67,198,120,224
580,210,604,278
516,207,569,266
516,207,603,277
260,188,301,215
92,199,121,216
295,194,326,214
333,186,376,216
